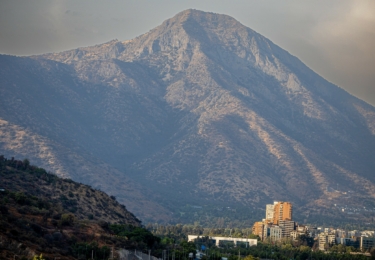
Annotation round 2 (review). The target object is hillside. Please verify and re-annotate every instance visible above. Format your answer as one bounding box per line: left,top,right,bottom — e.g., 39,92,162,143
0,156,164,259
1,9,375,224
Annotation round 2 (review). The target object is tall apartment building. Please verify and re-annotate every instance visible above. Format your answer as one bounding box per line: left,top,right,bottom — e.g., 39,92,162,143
273,202,293,225
265,201,278,223
256,201,295,242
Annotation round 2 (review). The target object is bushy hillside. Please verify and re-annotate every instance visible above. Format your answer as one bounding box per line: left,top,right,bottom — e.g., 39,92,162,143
0,156,140,224
0,156,163,259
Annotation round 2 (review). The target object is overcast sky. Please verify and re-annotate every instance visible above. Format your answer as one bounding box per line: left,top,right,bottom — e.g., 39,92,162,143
1,0,374,106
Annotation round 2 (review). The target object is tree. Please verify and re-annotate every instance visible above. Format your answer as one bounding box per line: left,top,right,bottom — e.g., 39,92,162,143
32,254,45,260
180,241,196,258
161,237,174,245
295,234,314,247
281,244,293,250
337,244,346,253
23,158,30,169
60,213,75,226
329,245,338,253
299,245,311,252
248,234,260,240
346,246,355,253
14,192,27,205
370,247,375,260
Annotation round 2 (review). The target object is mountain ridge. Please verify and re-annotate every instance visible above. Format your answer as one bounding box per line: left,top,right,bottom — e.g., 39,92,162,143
1,9,375,223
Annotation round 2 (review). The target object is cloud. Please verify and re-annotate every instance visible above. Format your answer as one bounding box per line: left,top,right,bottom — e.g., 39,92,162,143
309,0,375,104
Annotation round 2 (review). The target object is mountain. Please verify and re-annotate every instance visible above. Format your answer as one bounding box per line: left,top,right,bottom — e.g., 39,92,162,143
1,9,375,224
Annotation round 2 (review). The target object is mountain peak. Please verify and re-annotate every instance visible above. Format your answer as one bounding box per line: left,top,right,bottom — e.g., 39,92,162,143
171,9,240,26
162,9,249,41
2,10,375,224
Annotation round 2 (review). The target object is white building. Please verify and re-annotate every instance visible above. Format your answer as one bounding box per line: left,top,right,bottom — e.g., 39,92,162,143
265,202,278,222
187,235,257,247
318,233,336,251
269,226,282,241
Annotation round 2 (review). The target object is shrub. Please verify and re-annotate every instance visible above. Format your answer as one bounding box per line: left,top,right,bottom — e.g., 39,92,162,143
0,205,8,214
52,232,63,241
32,254,45,260
60,213,75,226
22,159,30,169
53,213,61,220
10,229,19,236
15,192,27,205
31,223,42,234
60,194,68,201
98,220,109,229
44,234,53,244
17,206,28,214
7,215,16,223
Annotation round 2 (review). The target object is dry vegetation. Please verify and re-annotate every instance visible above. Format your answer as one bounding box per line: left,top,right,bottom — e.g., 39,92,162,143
0,156,164,260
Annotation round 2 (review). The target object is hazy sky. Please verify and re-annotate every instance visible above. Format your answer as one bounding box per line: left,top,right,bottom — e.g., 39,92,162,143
1,0,374,106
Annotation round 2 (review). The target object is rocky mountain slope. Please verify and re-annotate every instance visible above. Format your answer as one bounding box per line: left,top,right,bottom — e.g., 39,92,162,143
1,9,375,223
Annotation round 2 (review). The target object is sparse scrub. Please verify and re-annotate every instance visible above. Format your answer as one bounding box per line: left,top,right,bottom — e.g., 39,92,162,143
60,213,75,226
0,155,142,258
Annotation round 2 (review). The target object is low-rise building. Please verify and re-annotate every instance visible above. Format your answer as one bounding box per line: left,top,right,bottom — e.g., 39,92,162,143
270,226,282,242
252,221,264,240
361,230,375,237
336,237,360,248
263,224,271,241
290,231,298,240
307,226,318,238
188,235,257,248
290,225,308,240
318,233,335,251
279,220,295,238
335,229,347,239
360,237,375,251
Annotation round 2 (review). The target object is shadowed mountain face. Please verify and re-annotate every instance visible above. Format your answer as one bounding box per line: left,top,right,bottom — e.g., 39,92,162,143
1,10,375,223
